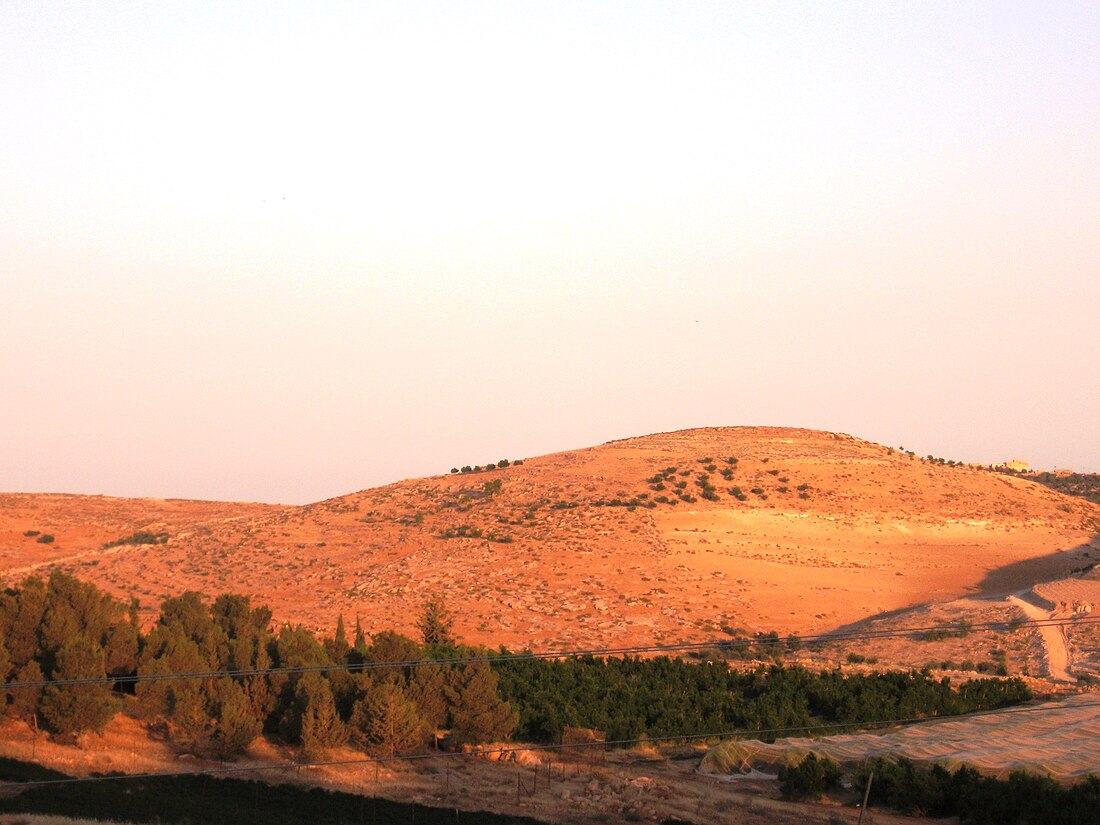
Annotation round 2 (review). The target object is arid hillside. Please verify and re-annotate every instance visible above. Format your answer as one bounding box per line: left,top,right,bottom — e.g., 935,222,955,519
2,427,1098,650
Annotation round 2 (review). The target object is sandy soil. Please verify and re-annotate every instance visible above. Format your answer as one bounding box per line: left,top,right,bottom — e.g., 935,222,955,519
0,709,935,825
704,692,1100,781
1,427,1097,661
1008,593,1074,682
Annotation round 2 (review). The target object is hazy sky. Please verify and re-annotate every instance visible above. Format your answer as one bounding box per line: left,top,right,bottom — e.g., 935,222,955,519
3,2,1098,504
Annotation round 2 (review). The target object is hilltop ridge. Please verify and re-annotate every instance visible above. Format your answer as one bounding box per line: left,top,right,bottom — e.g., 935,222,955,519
1,426,1097,650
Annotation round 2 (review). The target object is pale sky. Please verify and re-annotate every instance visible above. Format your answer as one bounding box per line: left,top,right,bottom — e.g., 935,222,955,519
2,2,1098,504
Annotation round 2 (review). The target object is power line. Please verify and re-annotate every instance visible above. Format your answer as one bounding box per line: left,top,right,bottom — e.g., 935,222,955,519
3,697,1098,791
7,614,1097,690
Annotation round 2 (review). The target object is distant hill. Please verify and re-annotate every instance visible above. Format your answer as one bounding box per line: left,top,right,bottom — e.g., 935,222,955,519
2,427,1097,650
1026,472,1100,506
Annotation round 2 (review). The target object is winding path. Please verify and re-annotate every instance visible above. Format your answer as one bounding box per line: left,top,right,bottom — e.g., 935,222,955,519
1008,592,1075,682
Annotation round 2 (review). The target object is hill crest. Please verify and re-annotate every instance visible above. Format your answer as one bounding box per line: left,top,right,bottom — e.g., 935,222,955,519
2,426,1097,650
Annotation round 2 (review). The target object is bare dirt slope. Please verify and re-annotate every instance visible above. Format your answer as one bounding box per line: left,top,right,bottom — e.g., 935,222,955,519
2,427,1097,650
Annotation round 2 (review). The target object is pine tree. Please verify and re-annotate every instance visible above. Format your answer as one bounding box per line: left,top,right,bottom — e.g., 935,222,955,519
417,595,455,648
448,662,517,745
406,663,449,731
350,682,425,756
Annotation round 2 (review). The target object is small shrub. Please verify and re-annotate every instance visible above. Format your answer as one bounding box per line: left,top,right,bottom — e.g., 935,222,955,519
780,753,841,801
36,534,55,544
23,530,40,537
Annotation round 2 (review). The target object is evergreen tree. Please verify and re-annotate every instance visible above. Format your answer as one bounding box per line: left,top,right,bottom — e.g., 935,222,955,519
365,631,420,685
417,595,455,648
171,688,215,755
0,576,47,670
269,625,333,730
325,614,350,662
406,663,449,731
9,660,44,722
350,682,425,756
39,635,116,735
207,678,262,759
296,675,347,760
352,616,368,655
0,631,10,707
448,662,517,745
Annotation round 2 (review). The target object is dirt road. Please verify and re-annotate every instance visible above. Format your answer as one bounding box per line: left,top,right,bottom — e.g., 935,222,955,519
1009,593,1075,682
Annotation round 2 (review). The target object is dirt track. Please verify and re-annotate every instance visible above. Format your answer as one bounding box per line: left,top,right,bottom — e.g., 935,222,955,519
1009,593,1075,682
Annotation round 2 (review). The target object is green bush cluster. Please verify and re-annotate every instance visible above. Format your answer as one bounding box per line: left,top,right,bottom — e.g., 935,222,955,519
102,531,169,549
779,752,841,800
437,525,513,542
449,459,521,475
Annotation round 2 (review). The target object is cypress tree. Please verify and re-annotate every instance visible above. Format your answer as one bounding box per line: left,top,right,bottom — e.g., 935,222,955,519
296,675,347,760
0,631,10,707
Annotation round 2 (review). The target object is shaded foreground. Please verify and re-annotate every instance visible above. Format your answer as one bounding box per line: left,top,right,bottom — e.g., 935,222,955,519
0,757,544,825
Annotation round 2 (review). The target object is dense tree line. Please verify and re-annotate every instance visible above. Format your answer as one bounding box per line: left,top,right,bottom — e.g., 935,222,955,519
0,571,515,758
1030,471,1100,506
492,656,1032,743
0,571,1032,767
777,754,1100,824
858,756,1100,825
